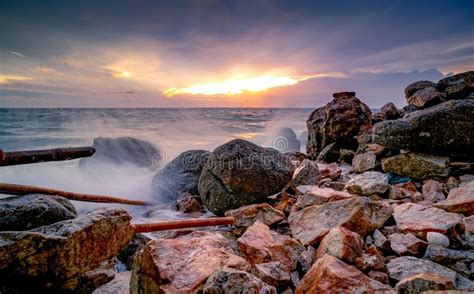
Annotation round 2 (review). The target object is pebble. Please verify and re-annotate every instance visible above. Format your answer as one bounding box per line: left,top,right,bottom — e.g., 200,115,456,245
426,232,450,248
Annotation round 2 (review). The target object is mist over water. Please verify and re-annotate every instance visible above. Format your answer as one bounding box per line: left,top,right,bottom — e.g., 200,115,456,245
0,108,312,221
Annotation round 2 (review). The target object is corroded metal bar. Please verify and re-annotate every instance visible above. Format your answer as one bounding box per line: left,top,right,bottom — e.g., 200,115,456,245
0,147,95,166
131,217,235,233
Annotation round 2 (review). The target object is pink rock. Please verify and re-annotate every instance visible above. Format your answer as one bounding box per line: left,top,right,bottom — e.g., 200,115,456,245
435,180,474,216
225,203,285,235
355,245,386,272
319,162,342,180
388,233,428,256
422,180,446,203
316,227,363,263
294,186,352,211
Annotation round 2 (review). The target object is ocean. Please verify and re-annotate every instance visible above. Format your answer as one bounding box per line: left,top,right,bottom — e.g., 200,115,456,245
0,108,313,221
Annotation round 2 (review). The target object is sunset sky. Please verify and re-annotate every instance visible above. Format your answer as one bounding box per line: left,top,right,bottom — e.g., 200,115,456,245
0,0,473,108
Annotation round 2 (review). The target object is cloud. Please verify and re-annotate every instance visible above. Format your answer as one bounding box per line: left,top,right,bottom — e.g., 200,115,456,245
36,67,57,74
0,74,32,84
9,51,24,58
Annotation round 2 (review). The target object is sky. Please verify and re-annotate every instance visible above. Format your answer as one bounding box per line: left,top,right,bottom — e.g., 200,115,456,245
0,0,473,108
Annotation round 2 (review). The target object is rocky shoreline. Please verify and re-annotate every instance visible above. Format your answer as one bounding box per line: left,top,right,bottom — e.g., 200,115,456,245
1,70,473,293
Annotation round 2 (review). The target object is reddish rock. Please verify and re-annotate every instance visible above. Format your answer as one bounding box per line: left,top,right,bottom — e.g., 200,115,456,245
395,272,455,293
130,231,249,293
203,268,276,294
389,181,422,201
288,197,393,246
368,271,390,285
393,203,463,238
355,245,386,272
404,80,437,98
388,233,428,256
296,255,394,293
287,159,320,188
176,192,203,213
407,87,446,109
293,186,352,211
319,162,342,180
316,227,363,263
225,203,285,235
435,180,474,216
423,180,446,203
237,222,304,271
266,192,296,215
254,261,291,288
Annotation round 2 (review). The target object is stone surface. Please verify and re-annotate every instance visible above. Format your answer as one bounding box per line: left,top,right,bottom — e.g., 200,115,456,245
393,203,463,237
368,271,390,285
318,162,342,180
202,269,276,294
355,245,386,272
435,180,474,216
427,232,450,248
288,197,393,245
437,71,473,100
372,102,400,122
254,262,291,288
423,180,447,202
373,229,390,251
0,208,133,292
373,99,474,160
152,149,210,202
287,159,320,188
316,226,363,263
345,171,389,195
296,255,394,293
199,139,294,215
352,152,377,173
407,86,446,109
176,192,203,213
387,256,474,291
405,80,438,98
423,245,474,264
237,222,304,271
463,215,474,247
306,92,372,159
389,181,421,201
130,231,249,293
92,271,131,294
225,203,285,235
381,152,450,179
388,233,428,256
0,194,77,231
395,272,455,293
118,233,152,271
293,185,352,211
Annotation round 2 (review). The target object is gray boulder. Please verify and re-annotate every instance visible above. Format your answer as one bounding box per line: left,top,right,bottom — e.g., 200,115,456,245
199,139,293,216
404,80,437,98
372,102,400,122
437,71,473,100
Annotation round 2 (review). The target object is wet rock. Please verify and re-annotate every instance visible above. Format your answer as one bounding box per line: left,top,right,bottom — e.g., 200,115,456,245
296,255,394,293
254,262,291,288
405,80,438,98
199,139,293,215
437,71,474,100
0,208,133,292
407,87,447,109
393,203,463,238
92,271,131,294
345,171,389,195
435,180,474,216
427,232,450,248
274,127,301,153
306,91,372,159
388,233,428,256
176,192,203,213
423,180,447,203
395,272,455,293
355,245,386,272
286,159,319,188
372,102,400,123
237,222,304,271
203,268,276,294
373,99,474,160
152,149,210,202
288,197,393,246
368,271,390,285
381,152,450,179
293,186,352,211
130,231,249,293
352,152,377,173
387,256,474,290
316,226,363,263
0,194,77,231
423,245,474,264
225,203,285,235
118,233,152,271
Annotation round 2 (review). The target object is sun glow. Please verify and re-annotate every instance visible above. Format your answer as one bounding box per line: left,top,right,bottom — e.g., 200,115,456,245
113,71,131,78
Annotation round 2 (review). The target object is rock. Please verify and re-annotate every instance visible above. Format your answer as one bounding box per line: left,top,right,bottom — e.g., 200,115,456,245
316,226,363,263
254,262,291,288
80,136,160,168
368,271,390,285
405,80,438,98
352,152,377,173
274,127,301,153
388,233,428,256
382,152,450,180
176,192,203,213
288,197,393,246
92,271,131,294
130,231,249,293
372,102,400,122
225,203,285,235
444,177,460,194
423,245,474,264
463,216,474,247
315,142,339,162
395,272,455,293
265,192,295,215
237,222,304,271
393,203,463,238
427,232,450,248
203,268,276,294
387,256,474,290
0,194,77,231
0,208,133,292
296,255,394,293
287,159,319,188
407,87,447,109
152,149,210,202
435,180,474,216
437,71,474,100
355,245,386,272
423,180,446,203
118,233,152,271
306,92,372,159
300,246,316,273
345,171,389,195
373,229,390,251
199,139,294,215
373,99,474,160
293,186,352,211
319,162,342,180
400,104,418,116
389,181,421,201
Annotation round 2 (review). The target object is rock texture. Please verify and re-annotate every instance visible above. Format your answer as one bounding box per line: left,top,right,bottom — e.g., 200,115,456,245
199,139,294,215
345,171,389,195
0,194,77,231
435,180,474,216
203,268,276,294
287,159,320,188
437,71,473,100
306,92,371,159
254,262,291,288
372,102,400,122
407,87,446,109
316,227,363,263
381,152,450,179
388,233,428,256
293,185,352,210
352,151,377,173
225,203,285,235
404,80,437,98
395,272,455,293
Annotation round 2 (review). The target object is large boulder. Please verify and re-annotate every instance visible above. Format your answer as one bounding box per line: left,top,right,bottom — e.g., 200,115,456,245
0,194,77,231
381,152,450,180
0,208,133,293
203,268,276,293
306,92,372,159
152,149,210,202
199,139,294,215
404,80,437,98
437,71,473,100
130,231,249,293
407,87,446,109
288,197,393,246
373,99,474,160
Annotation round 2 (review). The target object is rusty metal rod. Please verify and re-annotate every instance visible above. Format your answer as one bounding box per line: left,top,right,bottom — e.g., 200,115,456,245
0,183,151,206
131,217,235,233
0,147,95,166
